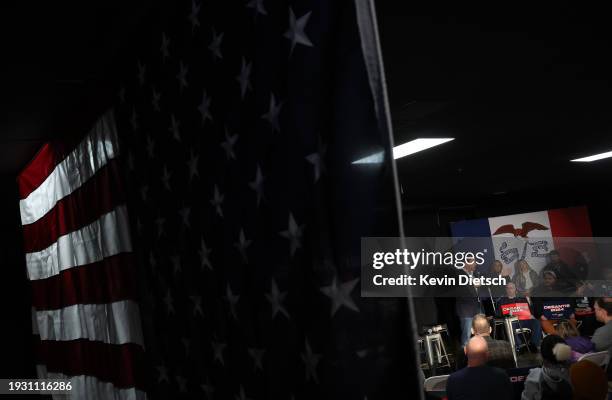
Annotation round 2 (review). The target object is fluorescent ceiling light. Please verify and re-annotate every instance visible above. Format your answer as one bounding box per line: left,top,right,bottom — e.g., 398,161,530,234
392,138,454,160
571,150,612,162
352,138,454,164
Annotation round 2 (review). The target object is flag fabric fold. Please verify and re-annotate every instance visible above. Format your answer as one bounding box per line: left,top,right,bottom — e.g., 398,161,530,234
18,110,147,400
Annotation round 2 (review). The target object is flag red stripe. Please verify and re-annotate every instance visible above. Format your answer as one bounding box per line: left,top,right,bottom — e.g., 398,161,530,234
30,253,138,311
22,159,126,253
35,339,147,390
17,139,81,200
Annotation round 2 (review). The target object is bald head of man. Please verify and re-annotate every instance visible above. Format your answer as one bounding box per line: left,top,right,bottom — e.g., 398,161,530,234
465,336,489,367
471,313,492,336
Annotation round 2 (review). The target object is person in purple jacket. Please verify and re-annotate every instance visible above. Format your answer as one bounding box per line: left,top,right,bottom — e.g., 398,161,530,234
555,321,594,362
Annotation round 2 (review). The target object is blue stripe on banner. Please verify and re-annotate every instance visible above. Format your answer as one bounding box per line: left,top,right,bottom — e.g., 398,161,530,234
450,218,495,274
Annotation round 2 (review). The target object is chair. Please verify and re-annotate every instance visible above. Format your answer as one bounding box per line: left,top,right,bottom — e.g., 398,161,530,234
423,374,449,392
578,351,610,369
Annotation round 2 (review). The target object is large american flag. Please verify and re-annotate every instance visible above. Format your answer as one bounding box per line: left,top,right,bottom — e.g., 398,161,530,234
18,110,147,399
18,0,422,399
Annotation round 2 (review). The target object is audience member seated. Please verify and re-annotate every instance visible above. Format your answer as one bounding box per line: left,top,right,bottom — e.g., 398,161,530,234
555,321,594,363
530,271,578,334
569,360,608,400
541,250,577,293
446,336,512,400
497,282,543,351
521,335,573,400
591,297,612,378
512,259,539,296
471,313,515,369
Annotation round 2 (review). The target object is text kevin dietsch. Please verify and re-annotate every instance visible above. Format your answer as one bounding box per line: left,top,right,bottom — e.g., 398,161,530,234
370,249,508,287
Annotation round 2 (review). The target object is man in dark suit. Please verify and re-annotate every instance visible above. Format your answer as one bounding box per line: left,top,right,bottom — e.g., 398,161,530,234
455,260,483,346
446,336,512,400
471,313,515,369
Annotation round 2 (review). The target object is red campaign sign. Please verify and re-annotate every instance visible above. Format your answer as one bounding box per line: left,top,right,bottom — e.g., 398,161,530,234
501,303,532,320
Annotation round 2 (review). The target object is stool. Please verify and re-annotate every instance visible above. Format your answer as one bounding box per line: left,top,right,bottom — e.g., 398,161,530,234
493,317,519,367
424,332,451,371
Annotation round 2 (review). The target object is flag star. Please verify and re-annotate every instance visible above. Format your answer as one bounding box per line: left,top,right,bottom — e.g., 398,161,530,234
118,86,126,104
248,348,265,372
355,348,369,358
235,385,252,400
225,283,240,320
188,0,200,32
178,206,191,228
146,135,155,158
168,114,181,142
160,32,170,61
211,340,226,365
246,0,267,16
261,93,283,133
187,150,199,181
201,377,215,398
320,276,360,317
163,290,175,314
234,228,252,264
175,375,188,393
152,87,161,111
137,60,146,85
149,251,157,274
208,28,224,61
279,213,304,257
265,279,289,319
181,337,191,355
283,7,313,55
171,255,182,275
156,365,169,383
127,151,135,171
161,166,172,190
155,216,166,238
176,61,189,91
301,338,321,384
210,185,224,217
220,128,238,160
190,295,204,317
198,237,213,270
305,139,327,182
139,185,148,202
248,164,265,207
235,57,252,100
136,217,143,235
197,90,213,125
130,107,139,131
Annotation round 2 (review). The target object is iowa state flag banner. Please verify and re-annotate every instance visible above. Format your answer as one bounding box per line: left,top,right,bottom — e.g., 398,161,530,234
451,206,593,276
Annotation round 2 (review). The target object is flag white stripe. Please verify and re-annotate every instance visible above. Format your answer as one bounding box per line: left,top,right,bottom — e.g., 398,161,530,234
34,300,144,346
36,365,147,400
26,205,132,281
19,111,119,226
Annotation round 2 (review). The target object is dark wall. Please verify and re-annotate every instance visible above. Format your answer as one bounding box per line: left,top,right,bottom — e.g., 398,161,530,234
0,178,36,378
402,181,612,237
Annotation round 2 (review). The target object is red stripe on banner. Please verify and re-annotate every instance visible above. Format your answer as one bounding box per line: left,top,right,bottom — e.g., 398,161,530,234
36,339,147,390
549,206,595,267
17,139,81,200
31,253,138,310
548,205,593,237
21,159,126,253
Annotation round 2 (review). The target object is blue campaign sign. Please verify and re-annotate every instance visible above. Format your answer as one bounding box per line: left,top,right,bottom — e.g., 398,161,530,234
542,301,574,319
